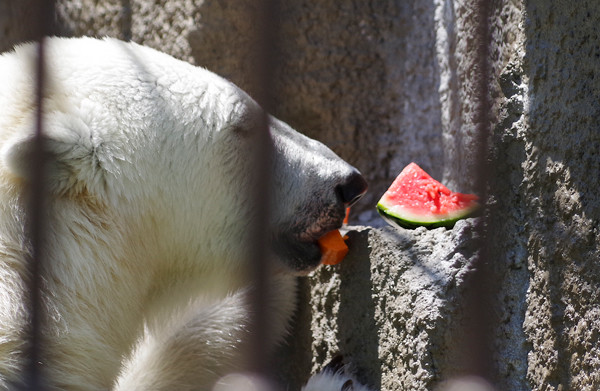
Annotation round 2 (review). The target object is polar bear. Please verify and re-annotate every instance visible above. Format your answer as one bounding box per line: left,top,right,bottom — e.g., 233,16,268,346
0,37,371,390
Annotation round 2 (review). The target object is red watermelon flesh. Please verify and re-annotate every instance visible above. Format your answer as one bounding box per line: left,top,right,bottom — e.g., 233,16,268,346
376,163,479,228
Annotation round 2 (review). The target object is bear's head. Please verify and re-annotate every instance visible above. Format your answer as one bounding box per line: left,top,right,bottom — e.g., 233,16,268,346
0,37,367,286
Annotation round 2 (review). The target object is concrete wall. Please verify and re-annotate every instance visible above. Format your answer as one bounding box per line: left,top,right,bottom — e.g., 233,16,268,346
512,2,600,389
2,0,599,390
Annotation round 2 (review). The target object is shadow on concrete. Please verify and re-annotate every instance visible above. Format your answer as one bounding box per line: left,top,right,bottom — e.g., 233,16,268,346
337,229,382,390
520,1,600,388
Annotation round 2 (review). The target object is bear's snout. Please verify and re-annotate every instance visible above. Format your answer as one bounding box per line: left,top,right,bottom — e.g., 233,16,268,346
335,170,368,207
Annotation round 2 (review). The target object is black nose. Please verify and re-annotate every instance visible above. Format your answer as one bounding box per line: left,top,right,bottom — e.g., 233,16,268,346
336,171,368,207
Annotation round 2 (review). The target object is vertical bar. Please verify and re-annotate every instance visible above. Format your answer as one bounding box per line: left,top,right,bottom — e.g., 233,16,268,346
22,0,56,389
120,0,133,41
245,0,280,384
23,39,48,390
460,0,497,384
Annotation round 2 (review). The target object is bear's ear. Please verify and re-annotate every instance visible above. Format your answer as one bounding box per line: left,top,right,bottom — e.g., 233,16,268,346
1,118,106,197
1,134,42,180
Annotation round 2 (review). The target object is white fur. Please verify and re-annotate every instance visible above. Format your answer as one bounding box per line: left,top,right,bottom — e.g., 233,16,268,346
301,357,374,391
0,37,369,390
302,370,373,391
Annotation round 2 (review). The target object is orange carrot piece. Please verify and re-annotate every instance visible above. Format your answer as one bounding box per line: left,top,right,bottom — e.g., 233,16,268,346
343,207,350,225
318,230,349,265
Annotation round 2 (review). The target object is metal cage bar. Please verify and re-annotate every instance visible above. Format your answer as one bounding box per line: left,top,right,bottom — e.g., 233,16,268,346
23,1,57,390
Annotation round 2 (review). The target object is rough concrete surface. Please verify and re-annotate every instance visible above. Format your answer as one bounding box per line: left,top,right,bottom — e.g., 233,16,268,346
518,1,600,389
306,221,481,391
2,0,600,390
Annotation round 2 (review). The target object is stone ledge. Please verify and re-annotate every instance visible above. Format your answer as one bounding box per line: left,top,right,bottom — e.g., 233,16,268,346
279,219,483,390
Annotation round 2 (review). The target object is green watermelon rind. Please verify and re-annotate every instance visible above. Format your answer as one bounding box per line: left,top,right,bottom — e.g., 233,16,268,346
376,201,479,229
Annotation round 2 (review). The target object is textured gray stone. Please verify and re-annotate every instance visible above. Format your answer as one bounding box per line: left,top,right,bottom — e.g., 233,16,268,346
517,2,600,389
305,221,481,391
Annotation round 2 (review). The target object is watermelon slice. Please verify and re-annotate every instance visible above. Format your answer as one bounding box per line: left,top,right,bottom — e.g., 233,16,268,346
376,163,479,229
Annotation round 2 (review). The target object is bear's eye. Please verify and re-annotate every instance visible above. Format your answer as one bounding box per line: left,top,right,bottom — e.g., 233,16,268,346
231,123,254,137
342,380,354,391
229,115,267,139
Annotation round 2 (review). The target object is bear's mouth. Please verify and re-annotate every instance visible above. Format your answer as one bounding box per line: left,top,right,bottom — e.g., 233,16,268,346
273,207,346,275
